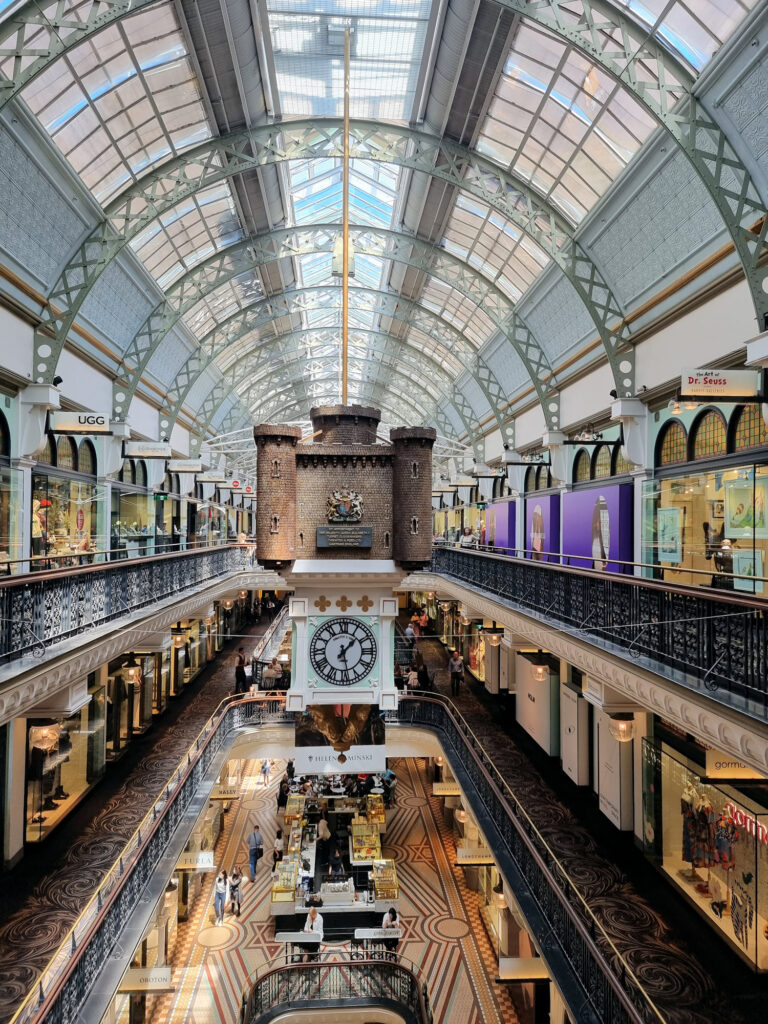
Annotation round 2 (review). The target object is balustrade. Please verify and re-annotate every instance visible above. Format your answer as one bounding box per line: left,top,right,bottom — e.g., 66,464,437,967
432,546,768,714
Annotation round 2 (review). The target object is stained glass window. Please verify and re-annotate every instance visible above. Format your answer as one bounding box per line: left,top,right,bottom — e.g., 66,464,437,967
573,449,590,483
593,445,612,479
78,440,96,476
536,465,551,490
658,420,687,466
733,404,768,452
524,466,536,493
136,460,148,488
613,446,631,476
0,411,9,460
120,459,135,484
692,410,726,460
56,436,77,470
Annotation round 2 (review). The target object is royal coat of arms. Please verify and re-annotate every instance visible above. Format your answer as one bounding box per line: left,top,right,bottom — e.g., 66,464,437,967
327,488,363,522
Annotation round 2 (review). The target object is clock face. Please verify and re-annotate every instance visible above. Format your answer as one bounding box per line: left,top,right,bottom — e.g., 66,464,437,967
309,617,378,686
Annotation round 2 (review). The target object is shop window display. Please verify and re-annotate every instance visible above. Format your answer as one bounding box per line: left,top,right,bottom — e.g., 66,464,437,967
32,473,100,565
643,740,768,968
112,459,155,557
0,413,22,571
26,685,106,843
467,625,486,682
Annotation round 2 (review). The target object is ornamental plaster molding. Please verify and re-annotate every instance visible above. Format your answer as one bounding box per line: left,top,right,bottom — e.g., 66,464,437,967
0,568,289,727
407,573,768,775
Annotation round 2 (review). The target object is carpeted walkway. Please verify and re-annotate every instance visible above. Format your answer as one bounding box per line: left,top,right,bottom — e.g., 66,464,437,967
0,619,274,1024
411,626,767,1024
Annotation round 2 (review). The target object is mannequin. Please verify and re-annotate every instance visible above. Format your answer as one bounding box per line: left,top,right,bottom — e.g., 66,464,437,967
31,500,46,556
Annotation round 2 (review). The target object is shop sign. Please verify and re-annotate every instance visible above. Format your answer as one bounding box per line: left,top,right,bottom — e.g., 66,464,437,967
50,411,111,434
245,485,253,494
725,801,768,847
680,368,761,399
168,459,203,473
177,850,214,870
472,467,506,477
705,747,763,781
118,968,173,993
76,509,85,531
123,441,172,459
211,783,239,800
198,472,227,483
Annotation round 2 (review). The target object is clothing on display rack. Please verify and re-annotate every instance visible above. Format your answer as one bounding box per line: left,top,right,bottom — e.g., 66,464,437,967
731,879,754,949
713,812,739,869
681,782,699,863
693,797,716,869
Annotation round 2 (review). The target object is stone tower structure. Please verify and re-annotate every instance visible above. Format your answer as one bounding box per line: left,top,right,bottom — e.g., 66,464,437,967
390,426,437,569
253,422,302,567
309,404,381,444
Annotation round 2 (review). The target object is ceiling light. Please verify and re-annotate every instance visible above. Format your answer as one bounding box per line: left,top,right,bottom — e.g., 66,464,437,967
608,714,635,743
122,652,141,686
171,623,186,648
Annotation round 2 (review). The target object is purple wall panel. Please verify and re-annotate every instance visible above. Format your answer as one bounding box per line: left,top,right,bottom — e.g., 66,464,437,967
561,484,633,573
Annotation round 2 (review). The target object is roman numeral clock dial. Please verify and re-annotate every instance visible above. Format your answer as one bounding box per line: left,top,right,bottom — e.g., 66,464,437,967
309,617,377,686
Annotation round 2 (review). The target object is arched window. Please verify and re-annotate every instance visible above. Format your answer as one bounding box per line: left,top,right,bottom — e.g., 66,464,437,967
37,433,55,465
535,465,551,490
691,409,727,460
573,449,590,483
593,444,612,479
78,439,96,476
612,445,631,476
732,404,768,452
657,420,687,467
173,473,181,493
524,466,536,493
135,460,148,487
120,459,135,484
0,410,10,461
56,435,77,471
163,472,172,492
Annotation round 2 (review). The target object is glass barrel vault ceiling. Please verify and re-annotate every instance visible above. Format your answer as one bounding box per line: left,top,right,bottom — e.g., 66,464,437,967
0,0,761,434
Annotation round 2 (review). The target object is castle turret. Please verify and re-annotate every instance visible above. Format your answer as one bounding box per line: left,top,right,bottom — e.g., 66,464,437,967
310,405,380,445
253,423,302,566
390,426,436,568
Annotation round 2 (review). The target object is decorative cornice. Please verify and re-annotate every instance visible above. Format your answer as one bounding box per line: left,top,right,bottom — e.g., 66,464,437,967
408,573,768,775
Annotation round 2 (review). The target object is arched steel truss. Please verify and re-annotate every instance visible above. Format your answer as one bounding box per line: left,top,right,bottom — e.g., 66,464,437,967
156,284,523,452
33,117,642,425
114,224,547,442
5,0,765,400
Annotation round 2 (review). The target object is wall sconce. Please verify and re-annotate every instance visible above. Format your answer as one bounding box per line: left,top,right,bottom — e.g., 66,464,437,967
204,615,214,627
439,601,452,613
222,598,234,611
532,664,548,683
460,613,471,626
492,880,506,908
122,652,141,686
239,589,248,600
484,630,502,647
608,713,635,743
455,808,467,823
435,756,444,767
171,623,186,648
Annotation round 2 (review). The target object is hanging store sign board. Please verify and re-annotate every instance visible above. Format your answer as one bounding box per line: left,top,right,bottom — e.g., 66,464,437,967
168,459,203,473
50,411,111,434
211,782,239,800
705,747,763,780
681,369,761,400
177,850,214,870
198,472,227,483
118,968,173,993
123,441,172,459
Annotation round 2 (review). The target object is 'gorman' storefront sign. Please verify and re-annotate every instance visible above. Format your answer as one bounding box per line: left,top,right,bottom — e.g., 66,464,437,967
681,368,761,399
50,411,111,434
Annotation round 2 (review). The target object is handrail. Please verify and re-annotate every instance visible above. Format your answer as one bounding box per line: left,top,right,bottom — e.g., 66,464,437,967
238,953,431,1024
252,606,289,664
8,691,668,1024
436,541,768,600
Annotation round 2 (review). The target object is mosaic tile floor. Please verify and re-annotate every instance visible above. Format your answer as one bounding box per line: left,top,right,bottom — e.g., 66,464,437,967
146,756,519,1024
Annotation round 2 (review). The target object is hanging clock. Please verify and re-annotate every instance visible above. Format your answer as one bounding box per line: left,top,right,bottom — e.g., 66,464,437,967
309,617,378,686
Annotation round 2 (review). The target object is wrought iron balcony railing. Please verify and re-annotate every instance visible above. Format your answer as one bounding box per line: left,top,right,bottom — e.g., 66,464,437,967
0,544,251,664
431,545,768,717
237,954,432,1024
11,693,663,1024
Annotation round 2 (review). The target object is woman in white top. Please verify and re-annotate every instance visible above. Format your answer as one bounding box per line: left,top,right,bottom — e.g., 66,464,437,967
272,827,284,872
301,906,323,961
213,870,229,926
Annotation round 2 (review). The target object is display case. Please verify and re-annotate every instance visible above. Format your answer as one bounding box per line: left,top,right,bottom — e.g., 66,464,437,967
285,795,305,824
366,794,386,827
287,825,304,858
371,859,399,901
271,860,298,903
350,823,381,864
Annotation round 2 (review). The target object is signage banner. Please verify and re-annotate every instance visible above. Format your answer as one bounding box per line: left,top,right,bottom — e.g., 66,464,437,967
177,850,214,870
211,782,239,800
681,368,761,399
123,441,172,459
198,472,227,483
168,459,203,473
295,705,385,774
119,968,173,993
317,525,373,548
50,411,110,434
705,747,763,780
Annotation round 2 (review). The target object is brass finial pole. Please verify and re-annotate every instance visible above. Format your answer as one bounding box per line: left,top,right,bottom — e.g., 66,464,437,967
341,26,350,405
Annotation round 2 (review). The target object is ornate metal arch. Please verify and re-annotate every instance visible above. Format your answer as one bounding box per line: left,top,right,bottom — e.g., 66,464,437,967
34,118,636,417
159,284,522,451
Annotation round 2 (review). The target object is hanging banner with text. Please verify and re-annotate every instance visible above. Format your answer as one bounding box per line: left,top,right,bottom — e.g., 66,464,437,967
50,411,111,434
681,368,761,400
123,441,172,459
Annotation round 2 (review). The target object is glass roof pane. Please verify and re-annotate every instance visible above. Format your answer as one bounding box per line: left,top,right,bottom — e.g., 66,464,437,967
613,0,757,72
266,0,432,121
20,3,211,204
130,182,242,287
476,22,656,224
288,158,398,229
419,277,495,348
184,271,264,339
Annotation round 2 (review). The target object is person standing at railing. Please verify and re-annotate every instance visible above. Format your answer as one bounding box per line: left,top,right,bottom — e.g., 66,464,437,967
234,647,248,694
459,527,477,549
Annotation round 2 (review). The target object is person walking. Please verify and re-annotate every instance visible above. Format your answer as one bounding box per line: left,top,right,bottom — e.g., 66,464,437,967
448,650,465,697
272,827,284,872
229,866,243,917
234,647,247,694
248,824,264,881
260,758,271,787
213,869,229,926
277,779,290,814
